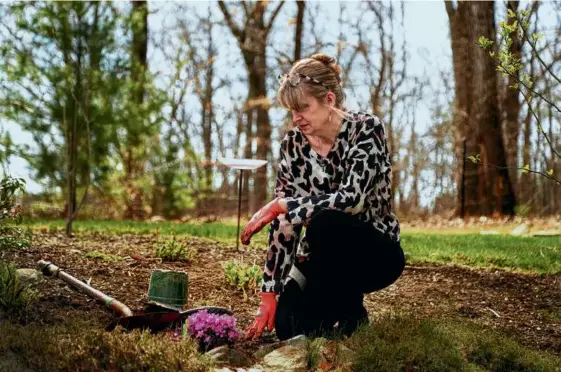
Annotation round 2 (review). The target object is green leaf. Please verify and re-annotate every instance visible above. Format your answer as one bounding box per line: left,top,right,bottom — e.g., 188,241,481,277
521,164,531,174
478,36,493,49
507,8,516,19
546,169,554,177
531,33,543,42
468,154,481,164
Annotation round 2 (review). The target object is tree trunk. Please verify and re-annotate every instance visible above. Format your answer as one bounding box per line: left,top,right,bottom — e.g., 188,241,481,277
124,0,148,220
471,1,515,216
502,0,522,195
445,1,477,217
281,0,306,137
294,1,305,62
520,102,533,206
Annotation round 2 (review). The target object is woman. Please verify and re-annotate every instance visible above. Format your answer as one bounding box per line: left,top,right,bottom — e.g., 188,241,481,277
241,54,405,341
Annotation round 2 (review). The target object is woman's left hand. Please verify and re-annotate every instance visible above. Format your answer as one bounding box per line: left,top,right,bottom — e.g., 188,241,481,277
241,198,287,245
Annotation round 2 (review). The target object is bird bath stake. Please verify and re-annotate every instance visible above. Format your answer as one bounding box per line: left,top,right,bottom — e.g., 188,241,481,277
218,158,267,250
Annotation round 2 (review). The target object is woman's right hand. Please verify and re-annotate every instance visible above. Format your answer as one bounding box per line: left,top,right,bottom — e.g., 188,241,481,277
245,292,278,340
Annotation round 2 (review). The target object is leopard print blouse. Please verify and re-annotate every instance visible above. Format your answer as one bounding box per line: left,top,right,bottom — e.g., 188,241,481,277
261,111,400,293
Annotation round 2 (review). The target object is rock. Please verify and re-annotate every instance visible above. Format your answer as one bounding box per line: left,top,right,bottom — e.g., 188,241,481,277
253,334,309,359
206,345,251,367
262,345,308,372
532,230,561,237
335,344,356,366
285,334,309,348
480,230,500,235
16,268,42,286
69,249,83,254
247,366,265,372
510,223,530,236
149,215,165,222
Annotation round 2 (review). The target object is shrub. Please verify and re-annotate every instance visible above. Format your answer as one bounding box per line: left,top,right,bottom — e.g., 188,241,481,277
0,176,32,251
0,261,37,319
154,238,195,262
222,260,261,295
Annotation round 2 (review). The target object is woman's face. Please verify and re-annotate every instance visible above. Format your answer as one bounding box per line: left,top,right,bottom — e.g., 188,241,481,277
291,94,330,135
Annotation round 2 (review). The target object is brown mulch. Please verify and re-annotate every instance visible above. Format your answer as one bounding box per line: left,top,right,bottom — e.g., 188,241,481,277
3,231,561,358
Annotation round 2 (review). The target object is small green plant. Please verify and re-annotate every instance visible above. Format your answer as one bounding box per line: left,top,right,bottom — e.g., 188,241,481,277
84,251,123,261
222,259,262,297
0,176,32,251
308,337,329,369
154,238,195,262
0,261,37,319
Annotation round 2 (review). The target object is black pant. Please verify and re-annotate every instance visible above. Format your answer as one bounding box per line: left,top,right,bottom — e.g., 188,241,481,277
275,210,405,340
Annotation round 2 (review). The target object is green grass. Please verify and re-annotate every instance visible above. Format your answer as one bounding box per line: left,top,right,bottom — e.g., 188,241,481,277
24,219,561,274
84,251,123,261
25,219,239,238
346,314,561,372
401,234,561,274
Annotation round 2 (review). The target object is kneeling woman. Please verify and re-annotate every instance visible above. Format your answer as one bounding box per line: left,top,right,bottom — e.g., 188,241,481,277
241,53,405,341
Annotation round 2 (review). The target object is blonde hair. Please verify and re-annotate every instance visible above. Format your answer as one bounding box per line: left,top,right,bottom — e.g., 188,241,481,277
277,54,347,114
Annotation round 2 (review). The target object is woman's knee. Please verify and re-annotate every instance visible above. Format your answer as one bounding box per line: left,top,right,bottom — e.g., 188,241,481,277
362,243,405,293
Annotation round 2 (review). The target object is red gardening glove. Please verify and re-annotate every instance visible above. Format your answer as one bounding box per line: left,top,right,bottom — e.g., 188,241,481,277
245,292,278,339
241,198,284,245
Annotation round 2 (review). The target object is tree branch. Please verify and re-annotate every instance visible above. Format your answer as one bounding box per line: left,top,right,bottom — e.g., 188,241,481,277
266,1,284,33
521,89,561,159
516,14,561,85
217,1,244,43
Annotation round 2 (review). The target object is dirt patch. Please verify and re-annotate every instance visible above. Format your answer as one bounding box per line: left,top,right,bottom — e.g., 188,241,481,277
3,231,560,357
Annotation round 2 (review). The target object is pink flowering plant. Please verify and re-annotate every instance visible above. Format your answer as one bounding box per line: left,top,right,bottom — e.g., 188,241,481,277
186,310,239,351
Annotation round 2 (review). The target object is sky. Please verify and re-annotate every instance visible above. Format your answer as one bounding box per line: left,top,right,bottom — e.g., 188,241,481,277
2,0,556,206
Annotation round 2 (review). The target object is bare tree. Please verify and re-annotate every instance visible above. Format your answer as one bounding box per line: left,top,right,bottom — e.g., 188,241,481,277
218,1,285,212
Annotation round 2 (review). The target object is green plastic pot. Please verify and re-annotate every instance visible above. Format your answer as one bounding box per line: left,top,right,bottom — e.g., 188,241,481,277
147,269,188,309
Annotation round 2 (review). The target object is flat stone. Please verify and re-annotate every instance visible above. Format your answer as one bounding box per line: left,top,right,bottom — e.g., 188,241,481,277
532,230,561,237
253,334,309,359
480,230,500,235
335,344,356,365
247,366,265,372
16,268,43,286
262,345,308,372
510,223,530,236
205,345,251,367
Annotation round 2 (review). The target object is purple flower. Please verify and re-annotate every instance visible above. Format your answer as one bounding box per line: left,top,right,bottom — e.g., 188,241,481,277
186,310,239,348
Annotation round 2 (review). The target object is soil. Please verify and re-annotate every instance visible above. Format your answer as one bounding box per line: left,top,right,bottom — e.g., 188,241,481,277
3,231,561,359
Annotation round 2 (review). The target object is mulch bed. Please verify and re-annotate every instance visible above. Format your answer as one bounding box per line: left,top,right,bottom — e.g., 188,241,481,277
3,231,560,357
